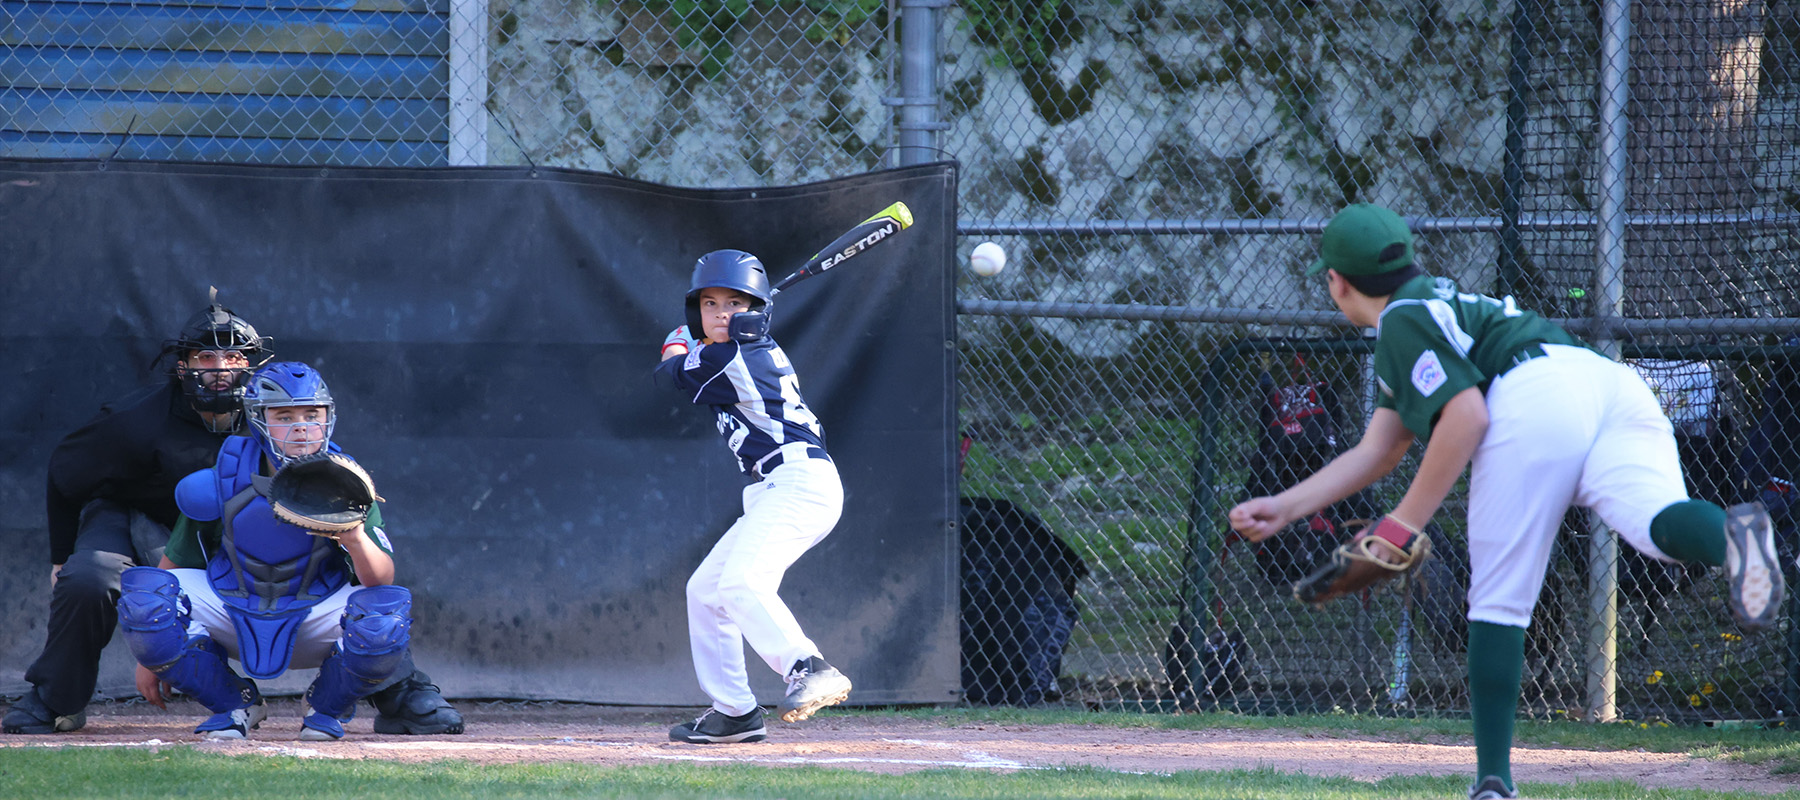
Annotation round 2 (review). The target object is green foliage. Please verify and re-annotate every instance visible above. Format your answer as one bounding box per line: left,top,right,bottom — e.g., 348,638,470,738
960,0,1084,69
619,0,884,79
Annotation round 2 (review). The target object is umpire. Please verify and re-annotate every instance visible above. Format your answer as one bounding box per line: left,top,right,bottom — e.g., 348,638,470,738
4,299,464,736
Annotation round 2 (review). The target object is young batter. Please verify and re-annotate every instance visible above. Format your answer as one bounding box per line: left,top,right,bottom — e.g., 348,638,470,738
654,249,853,744
1229,204,1782,800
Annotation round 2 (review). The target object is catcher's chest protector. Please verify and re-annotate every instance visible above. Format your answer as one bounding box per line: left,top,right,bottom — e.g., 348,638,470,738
202,437,349,679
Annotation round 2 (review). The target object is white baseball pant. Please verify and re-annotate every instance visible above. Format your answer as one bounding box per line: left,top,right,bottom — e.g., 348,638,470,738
1466,344,1690,628
687,453,843,717
169,568,357,670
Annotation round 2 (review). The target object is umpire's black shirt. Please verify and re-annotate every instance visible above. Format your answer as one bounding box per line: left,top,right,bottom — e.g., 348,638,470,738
44,380,227,565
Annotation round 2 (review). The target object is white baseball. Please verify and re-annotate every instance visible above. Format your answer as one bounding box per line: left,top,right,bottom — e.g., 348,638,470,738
970,241,1007,276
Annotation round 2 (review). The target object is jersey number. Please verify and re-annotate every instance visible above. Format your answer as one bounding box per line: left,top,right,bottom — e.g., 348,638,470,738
769,348,823,436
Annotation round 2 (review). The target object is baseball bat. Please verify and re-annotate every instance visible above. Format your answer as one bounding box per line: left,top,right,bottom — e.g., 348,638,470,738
769,201,914,297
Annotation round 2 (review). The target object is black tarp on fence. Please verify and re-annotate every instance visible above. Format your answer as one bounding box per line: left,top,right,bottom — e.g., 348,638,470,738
0,158,960,705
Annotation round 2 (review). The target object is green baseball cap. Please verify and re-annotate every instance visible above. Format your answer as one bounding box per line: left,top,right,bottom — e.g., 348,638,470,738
1307,203,1416,277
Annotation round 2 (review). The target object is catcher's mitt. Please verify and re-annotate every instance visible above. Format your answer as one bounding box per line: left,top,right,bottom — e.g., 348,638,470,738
1292,515,1431,608
267,452,382,535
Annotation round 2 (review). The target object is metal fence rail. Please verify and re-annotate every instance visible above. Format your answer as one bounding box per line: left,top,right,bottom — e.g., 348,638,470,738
3,0,1798,721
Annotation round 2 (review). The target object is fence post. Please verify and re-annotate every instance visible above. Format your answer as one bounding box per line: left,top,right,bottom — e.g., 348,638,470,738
448,0,490,166
894,0,947,165
1583,0,1633,725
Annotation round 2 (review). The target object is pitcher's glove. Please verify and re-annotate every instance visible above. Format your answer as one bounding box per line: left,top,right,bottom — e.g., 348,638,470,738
1292,515,1432,608
267,452,382,535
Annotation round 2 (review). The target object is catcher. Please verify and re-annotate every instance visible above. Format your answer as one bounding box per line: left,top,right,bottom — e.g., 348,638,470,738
115,361,411,741
1230,204,1781,800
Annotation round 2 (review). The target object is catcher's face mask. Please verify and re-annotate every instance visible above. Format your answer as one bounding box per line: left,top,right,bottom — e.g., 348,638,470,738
244,361,337,466
261,404,333,461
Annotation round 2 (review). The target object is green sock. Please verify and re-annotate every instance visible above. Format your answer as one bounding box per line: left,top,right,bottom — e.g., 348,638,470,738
1649,500,1727,566
1468,621,1525,791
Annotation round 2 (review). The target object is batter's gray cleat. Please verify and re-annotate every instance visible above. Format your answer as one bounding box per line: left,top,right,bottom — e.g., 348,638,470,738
196,701,268,741
1724,501,1784,631
669,707,768,744
2,688,85,735
370,671,465,735
778,656,852,723
1469,775,1516,799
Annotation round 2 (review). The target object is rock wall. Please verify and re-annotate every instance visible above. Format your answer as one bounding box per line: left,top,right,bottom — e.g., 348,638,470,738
484,0,1799,354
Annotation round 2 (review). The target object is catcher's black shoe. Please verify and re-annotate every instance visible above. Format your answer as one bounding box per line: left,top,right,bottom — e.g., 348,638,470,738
369,670,465,735
1468,775,1516,799
1724,501,1783,631
779,656,852,723
2,687,85,735
670,707,767,744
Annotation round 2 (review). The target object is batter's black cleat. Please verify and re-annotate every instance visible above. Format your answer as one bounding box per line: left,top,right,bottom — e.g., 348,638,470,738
2,687,85,735
1724,501,1783,631
670,707,767,744
369,670,465,735
1468,775,1516,799
778,656,852,723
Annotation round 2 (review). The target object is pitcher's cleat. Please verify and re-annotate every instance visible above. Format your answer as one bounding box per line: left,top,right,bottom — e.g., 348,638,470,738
1724,501,1783,631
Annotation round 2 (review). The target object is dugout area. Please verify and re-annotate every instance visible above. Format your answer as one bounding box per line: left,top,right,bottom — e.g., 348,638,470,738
0,158,960,707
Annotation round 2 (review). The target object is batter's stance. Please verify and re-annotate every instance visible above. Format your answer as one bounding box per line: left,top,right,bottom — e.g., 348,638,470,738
1229,204,1782,800
654,249,853,744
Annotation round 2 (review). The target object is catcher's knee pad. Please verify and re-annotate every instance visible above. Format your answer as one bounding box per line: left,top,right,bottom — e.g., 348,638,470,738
117,566,192,667
307,587,412,721
341,585,413,662
118,568,256,712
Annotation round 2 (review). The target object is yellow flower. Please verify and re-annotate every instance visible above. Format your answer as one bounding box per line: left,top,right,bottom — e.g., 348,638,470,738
1701,683,1717,696
1646,670,1664,685
1721,632,1743,642
1689,693,1705,707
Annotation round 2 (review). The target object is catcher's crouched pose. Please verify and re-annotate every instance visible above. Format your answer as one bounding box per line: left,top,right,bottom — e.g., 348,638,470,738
117,362,413,741
653,250,854,744
1230,204,1782,800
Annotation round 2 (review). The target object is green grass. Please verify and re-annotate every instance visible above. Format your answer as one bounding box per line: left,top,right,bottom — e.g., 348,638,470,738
882,706,1800,779
1,741,1797,800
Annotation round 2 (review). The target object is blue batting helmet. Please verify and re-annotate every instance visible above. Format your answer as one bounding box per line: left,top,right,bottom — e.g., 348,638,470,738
685,250,773,342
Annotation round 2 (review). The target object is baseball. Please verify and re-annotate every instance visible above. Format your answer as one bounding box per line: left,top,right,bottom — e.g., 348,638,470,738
969,241,1007,276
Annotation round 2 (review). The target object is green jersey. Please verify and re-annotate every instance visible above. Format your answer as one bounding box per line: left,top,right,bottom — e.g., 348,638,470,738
1373,274,1589,439
164,502,389,573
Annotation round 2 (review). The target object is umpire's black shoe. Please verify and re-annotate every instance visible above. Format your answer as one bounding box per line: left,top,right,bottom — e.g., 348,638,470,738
1725,501,1784,631
369,670,465,735
2,686,85,735
670,707,768,744
1468,775,1516,799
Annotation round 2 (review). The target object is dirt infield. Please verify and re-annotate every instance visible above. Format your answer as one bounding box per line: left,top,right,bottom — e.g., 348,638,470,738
5,699,1798,795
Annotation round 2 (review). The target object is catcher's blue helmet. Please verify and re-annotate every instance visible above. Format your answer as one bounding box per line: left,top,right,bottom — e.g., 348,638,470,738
245,361,336,465
685,249,772,341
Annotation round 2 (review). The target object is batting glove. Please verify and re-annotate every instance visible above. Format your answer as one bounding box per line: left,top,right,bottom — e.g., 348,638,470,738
662,325,699,358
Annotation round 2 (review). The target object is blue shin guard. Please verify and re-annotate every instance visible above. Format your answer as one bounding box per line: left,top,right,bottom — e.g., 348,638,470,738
117,567,260,715
303,586,412,739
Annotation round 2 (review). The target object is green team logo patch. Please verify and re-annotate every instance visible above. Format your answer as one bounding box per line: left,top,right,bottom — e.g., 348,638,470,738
1411,350,1448,396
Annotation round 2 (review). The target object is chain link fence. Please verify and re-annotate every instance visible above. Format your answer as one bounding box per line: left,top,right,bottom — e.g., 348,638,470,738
4,0,1799,722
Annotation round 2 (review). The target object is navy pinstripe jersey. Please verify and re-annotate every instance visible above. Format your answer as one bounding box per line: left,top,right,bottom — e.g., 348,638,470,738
654,337,826,475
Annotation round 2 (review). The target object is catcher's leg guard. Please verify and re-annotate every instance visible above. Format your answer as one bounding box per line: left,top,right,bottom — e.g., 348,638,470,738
116,567,259,714
303,586,412,739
